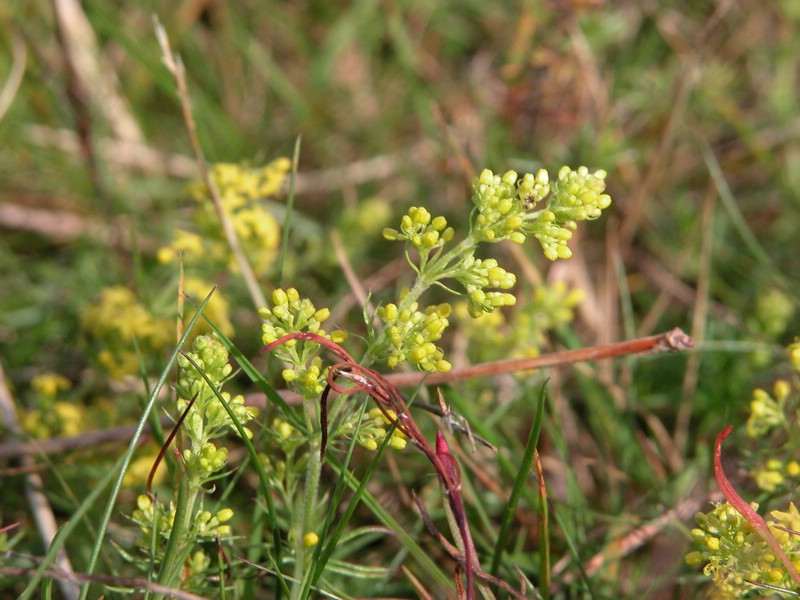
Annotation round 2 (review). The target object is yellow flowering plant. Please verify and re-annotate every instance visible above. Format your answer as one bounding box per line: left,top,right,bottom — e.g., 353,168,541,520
255,164,612,597
686,341,800,597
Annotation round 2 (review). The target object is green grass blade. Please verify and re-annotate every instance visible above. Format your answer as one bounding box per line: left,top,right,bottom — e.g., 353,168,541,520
299,400,370,598
490,383,548,577
324,454,454,593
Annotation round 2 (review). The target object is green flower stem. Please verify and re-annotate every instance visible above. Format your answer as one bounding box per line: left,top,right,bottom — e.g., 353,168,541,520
363,236,477,367
158,472,201,589
291,397,324,598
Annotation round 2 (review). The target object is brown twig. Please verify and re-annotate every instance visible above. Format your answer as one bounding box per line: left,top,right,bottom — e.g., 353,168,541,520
0,364,79,600
154,19,267,311
383,327,694,389
0,29,26,123
330,229,374,317
552,491,723,583
52,0,143,143
0,418,169,460
0,563,207,600
0,201,160,252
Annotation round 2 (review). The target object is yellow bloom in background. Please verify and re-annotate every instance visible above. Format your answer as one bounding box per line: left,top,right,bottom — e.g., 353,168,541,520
82,286,172,379
788,339,800,372
123,446,168,488
52,401,84,437
31,373,71,398
182,277,234,338
746,387,787,438
454,281,584,366
754,467,784,492
159,158,289,277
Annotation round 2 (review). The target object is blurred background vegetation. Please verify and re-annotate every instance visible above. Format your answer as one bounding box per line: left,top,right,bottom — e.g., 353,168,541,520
1,0,799,597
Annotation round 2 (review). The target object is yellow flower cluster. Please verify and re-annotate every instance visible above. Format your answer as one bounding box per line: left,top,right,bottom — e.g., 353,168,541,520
158,158,290,276
746,380,790,439
455,281,584,366
376,297,452,373
686,501,800,598
82,286,172,379
22,400,84,439
355,408,408,451
260,288,347,396
131,495,234,543
31,373,71,397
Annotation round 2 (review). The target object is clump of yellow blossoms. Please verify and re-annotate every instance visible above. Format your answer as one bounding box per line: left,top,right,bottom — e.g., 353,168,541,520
82,286,172,379
686,501,800,598
158,159,290,276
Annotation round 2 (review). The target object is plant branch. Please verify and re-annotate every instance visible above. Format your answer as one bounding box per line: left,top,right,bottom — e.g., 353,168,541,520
383,327,694,388
154,19,267,310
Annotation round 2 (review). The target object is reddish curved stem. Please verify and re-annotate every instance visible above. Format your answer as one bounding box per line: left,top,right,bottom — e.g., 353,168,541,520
714,425,800,588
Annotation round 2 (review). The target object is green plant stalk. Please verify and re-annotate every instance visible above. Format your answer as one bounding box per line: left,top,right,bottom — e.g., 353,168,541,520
291,397,323,598
158,471,201,589
325,455,454,592
537,450,551,600
304,401,371,595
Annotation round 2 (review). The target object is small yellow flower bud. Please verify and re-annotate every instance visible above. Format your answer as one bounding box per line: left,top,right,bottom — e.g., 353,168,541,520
277,420,294,439
330,330,348,343
216,508,234,522
272,288,288,306
787,341,800,370
684,551,704,566
381,303,398,322
303,532,319,547
774,379,791,400
767,568,784,582
479,169,494,186
502,170,518,185
137,494,153,511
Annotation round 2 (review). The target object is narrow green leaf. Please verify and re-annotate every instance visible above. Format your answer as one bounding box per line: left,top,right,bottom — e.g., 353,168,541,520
490,382,548,577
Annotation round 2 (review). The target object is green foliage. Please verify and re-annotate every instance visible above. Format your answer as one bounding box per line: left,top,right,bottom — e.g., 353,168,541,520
2,2,800,598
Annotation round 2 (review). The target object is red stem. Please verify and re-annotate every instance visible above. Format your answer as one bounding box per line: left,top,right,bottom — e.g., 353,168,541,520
714,425,800,588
